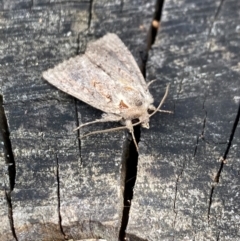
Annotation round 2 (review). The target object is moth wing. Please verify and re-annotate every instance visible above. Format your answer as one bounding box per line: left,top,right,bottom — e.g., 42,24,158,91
86,33,149,97
43,55,121,114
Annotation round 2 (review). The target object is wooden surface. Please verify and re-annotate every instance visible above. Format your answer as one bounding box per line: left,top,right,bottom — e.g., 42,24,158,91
0,0,239,241
0,1,156,241
126,0,240,240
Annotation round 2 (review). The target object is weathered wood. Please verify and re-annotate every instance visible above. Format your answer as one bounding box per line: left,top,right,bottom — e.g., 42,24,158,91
126,0,240,240
2,0,239,240
0,97,16,241
0,0,157,241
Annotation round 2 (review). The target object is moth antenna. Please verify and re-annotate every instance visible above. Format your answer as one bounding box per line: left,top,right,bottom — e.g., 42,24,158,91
150,84,170,117
148,104,172,114
147,79,157,87
158,109,173,114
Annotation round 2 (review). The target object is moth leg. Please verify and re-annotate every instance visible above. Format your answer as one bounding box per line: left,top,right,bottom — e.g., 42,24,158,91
81,125,128,139
125,120,139,152
148,105,173,114
74,113,122,131
80,120,139,152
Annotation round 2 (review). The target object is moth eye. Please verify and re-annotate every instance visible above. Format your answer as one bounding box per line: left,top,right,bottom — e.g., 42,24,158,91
147,108,154,114
135,99,143,106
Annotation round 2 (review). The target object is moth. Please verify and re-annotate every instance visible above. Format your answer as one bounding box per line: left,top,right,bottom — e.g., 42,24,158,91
43,33,170,151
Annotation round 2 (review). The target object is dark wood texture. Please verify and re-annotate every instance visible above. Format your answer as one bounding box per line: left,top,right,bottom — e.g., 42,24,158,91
0,0,239,241
126,0,240,240
0,1,156,241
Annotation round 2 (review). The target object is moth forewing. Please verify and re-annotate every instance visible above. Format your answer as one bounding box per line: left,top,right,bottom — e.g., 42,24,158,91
86,33,148,90
43,33,170,151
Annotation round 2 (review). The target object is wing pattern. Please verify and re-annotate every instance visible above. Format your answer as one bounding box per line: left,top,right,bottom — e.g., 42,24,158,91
43,33,153,115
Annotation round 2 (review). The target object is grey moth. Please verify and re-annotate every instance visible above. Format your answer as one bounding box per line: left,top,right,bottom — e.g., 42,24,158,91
43,33,170,151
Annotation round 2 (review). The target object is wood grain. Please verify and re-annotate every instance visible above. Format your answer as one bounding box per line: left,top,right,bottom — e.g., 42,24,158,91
127,0,240,240
0,0,156,240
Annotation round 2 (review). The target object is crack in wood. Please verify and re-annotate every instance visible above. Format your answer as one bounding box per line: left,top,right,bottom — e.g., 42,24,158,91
149,0,165,48
0,96,18,240
193,136,199,157
119,126,140,241
208,103,240,222
223,103,240,161
206,0,225,56
120,1,166,240
4,191,18,241
208,184,215,223
74,99,82,161
55,154,67,239
88,0,93,29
